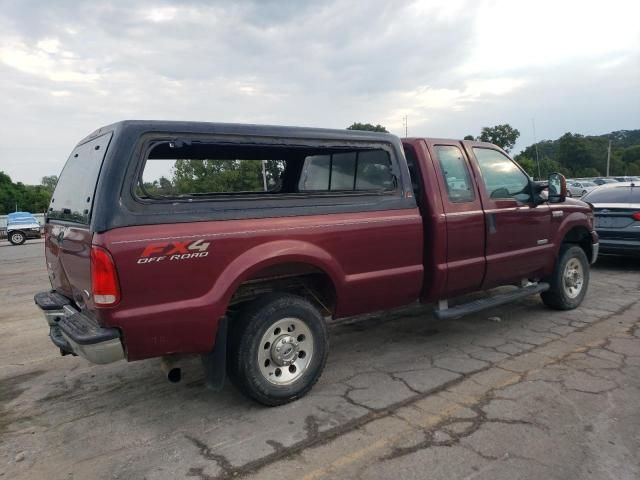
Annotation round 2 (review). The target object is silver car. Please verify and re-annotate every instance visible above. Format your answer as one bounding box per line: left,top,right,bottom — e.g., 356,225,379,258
582,182,640,256
567,180,597,198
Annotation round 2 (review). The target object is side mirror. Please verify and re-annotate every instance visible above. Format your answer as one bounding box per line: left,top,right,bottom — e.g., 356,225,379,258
548,173,566,203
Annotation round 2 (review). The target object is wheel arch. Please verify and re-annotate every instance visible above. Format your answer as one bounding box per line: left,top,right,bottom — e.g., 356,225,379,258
560,225,593,263
208,239,344,322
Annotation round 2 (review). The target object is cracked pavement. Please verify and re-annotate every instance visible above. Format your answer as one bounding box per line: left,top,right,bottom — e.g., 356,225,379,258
1,242,639,480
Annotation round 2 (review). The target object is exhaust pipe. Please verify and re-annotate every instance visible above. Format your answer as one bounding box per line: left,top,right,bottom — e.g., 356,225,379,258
160,356,182,383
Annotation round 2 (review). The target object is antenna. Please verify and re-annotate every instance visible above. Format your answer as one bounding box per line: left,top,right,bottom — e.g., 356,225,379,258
403,116,408,138
532,118,541,180
606,140,611,177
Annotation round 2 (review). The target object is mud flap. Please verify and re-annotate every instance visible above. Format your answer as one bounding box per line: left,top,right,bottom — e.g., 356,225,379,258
201,317,228,392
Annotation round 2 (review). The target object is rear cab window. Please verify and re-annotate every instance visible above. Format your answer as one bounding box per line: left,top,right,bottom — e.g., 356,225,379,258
433,145,475,203
49,133,112,224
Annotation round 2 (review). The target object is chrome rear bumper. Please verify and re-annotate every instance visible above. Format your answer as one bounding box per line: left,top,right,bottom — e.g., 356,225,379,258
34,291,125,364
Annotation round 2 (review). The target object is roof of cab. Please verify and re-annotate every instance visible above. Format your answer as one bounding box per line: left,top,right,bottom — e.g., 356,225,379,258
78,120,401,146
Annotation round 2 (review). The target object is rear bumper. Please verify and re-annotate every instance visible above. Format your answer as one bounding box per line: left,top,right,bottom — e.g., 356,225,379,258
34,291,125,364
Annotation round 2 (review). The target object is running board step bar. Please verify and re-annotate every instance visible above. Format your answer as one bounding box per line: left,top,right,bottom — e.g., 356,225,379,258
433,282,550,320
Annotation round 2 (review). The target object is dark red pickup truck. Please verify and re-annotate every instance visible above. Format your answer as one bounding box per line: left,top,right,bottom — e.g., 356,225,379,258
35,121,598,405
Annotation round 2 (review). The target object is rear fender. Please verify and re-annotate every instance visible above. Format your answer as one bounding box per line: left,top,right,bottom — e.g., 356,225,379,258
208,239,345,321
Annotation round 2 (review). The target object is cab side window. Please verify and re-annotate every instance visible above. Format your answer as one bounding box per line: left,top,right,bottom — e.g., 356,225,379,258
434,145,475,203
473,148,531,202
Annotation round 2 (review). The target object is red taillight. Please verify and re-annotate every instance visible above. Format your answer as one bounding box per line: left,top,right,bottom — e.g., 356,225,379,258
632,212,640,221
91,246,120,307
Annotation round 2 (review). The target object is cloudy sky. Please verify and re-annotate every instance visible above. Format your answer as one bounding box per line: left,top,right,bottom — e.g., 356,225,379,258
1,0,638,184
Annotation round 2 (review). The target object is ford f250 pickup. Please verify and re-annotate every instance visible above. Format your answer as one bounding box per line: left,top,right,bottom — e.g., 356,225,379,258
35,121,598,405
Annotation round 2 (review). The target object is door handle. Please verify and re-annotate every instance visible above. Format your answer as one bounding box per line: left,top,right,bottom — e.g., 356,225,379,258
487,213,497,234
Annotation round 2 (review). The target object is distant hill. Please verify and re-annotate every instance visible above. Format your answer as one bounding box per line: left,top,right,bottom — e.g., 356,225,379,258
514,129,640,179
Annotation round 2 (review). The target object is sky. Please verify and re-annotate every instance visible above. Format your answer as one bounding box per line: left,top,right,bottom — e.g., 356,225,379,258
0,0,639,184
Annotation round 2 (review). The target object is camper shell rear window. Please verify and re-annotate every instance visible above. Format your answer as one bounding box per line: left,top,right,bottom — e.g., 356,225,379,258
48,133,112,224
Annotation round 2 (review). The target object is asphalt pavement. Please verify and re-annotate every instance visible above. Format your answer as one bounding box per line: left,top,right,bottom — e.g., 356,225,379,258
1,242,639,479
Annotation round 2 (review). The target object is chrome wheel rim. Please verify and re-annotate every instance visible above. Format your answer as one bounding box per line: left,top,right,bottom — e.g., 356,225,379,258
11,233,24,243
258,317,313,385
563,258,584,299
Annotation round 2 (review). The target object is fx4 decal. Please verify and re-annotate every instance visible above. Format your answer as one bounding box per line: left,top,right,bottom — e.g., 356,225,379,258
137,239,210,264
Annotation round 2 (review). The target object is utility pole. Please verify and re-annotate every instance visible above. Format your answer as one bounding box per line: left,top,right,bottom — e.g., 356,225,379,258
606,140,611,177
261,160,268,191
532,118,541,180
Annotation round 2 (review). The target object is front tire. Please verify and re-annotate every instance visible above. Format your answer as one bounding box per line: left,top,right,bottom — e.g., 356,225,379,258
227,293,328,406
8,231,26,245
541,245,589,310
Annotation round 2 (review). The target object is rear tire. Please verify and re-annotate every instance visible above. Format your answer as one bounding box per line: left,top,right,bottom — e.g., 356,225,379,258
541,245,589,310
227,293,328,406
8,231,26,245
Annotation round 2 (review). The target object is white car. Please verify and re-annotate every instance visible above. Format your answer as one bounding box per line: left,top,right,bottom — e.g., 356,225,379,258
567,181,597,198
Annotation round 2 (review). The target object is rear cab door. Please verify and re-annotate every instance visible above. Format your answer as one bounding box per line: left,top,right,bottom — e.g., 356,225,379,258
422,140,486,297
45,133,112,316
462,142,553,288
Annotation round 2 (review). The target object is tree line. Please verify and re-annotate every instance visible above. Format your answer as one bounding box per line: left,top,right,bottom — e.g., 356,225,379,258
0,172,57,215
514,130,640,179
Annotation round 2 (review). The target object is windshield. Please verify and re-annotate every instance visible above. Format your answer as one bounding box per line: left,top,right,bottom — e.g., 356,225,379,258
582,182,596,187
48,132,112,224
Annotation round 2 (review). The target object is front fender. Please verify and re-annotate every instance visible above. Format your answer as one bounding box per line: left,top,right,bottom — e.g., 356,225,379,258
549,209,594,267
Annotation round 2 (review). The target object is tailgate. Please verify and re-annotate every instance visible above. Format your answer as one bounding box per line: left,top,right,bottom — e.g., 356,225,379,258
45,132,112,316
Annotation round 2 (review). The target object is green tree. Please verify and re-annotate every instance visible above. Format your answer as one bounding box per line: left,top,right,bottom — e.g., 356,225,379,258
478,124,520,152
41,175,58,193
170,159,285,194
627,163,640,175
515,155,536,177
557,133,600,175
622,145,640,164
575,167,601,178
463,135,475,141
0,171,52,214
347,123,388,133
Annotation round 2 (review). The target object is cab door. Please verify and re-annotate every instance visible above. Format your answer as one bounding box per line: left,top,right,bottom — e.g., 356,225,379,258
463,143,553,289
425,140,486,297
